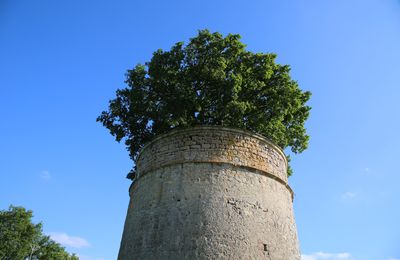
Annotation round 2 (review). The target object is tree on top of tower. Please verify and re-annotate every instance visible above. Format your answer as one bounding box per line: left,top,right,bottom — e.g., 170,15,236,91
97,29,311,179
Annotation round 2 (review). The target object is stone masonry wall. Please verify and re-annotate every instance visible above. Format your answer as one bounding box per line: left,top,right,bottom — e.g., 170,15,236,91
136,126,289,183
118,126,300,260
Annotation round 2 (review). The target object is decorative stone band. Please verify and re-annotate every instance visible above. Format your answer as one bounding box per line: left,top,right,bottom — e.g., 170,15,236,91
134,126,293,199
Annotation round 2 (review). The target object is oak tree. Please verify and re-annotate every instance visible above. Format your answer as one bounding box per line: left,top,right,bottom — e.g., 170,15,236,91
97,30,311,179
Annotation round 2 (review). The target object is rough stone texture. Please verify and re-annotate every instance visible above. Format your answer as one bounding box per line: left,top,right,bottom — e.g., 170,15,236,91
118,126,301,260
136,127,288,183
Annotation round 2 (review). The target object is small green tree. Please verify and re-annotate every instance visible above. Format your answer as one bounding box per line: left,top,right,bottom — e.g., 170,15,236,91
97,30,311,179
0,205,78,260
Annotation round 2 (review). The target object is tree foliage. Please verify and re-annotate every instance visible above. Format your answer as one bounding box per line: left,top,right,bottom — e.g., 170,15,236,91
97,30,311,179
0,205,78,260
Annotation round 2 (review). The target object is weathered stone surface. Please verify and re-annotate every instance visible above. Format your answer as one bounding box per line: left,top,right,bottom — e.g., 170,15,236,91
118,126,300,260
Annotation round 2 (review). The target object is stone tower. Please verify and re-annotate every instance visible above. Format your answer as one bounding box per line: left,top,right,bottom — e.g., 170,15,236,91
118,126,301,259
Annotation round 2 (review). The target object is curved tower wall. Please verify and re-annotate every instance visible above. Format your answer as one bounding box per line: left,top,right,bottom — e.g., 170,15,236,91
118,126,300,259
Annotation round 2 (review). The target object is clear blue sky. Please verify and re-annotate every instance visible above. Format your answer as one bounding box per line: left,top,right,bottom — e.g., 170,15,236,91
1,1,399,259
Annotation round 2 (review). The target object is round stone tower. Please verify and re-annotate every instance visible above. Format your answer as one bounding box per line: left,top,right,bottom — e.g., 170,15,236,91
118,126,300,259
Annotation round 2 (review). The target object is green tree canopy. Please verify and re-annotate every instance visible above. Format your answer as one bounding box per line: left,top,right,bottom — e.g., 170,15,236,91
97,30,311,179
0,205,78,260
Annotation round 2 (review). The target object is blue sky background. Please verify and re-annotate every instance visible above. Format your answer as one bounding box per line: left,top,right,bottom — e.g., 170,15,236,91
1,0,399,259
